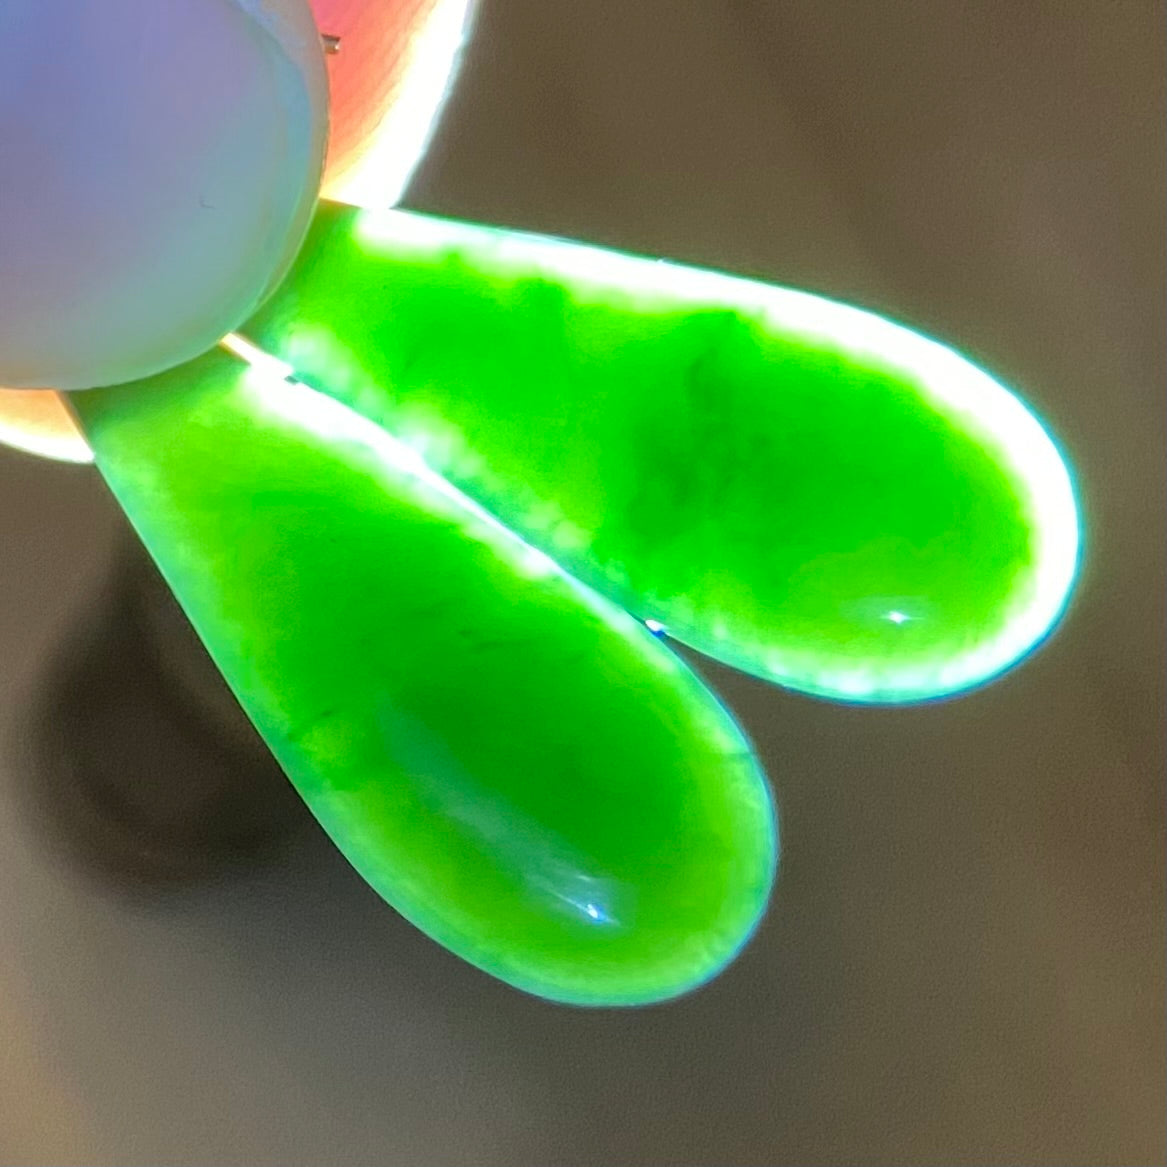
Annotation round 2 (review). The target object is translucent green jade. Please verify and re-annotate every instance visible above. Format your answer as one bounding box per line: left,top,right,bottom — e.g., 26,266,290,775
68,200,1081,1005
241,201,1080,702
70,351,777,1006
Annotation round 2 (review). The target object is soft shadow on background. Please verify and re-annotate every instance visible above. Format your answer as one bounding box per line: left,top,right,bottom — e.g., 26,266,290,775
0,2,1163,1163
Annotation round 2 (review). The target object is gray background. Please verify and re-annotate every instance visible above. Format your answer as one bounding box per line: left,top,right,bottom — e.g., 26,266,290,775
0,1,1163,1163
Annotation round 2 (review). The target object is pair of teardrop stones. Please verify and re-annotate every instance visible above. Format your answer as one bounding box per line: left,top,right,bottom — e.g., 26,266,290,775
0,1,1079,1004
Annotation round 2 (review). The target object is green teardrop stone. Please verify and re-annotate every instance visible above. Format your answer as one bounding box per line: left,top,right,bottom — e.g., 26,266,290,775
241,201,1080,703
70,349,776,1005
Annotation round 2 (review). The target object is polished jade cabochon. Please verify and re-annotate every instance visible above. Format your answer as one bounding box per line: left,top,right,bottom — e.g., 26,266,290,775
241,201,1080,703
70,350,777,1006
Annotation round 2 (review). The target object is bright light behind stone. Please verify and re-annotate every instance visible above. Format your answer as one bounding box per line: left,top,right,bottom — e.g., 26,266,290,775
0,0,328,392
318,0,478,209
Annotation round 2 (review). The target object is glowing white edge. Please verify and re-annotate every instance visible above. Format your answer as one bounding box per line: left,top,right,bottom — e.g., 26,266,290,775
353,208,1082,701
200,334,768,1003
0,413,94,464
327,0,477,210
221,335,758,732
220,330,294,381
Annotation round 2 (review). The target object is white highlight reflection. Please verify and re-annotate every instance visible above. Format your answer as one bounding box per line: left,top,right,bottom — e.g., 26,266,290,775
326,0,477,210
353,206,1081,701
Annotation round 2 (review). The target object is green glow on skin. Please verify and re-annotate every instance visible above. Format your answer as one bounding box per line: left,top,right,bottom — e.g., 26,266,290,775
241,200,1080,703
70,349,777,1006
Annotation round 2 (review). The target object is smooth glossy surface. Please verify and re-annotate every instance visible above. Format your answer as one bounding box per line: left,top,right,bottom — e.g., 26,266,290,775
0,0,476,460
240,201,1081,703
71,348,776,1005
0,0,327,390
